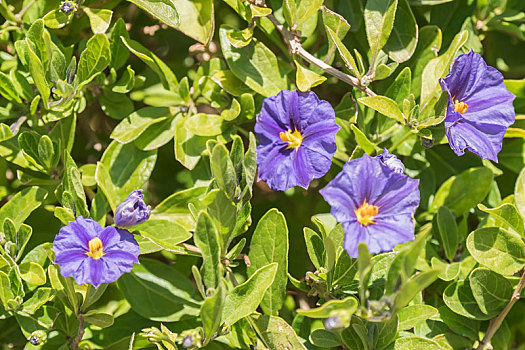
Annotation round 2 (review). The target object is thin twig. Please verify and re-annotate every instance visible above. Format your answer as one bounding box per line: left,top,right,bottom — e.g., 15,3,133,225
69,316,85,350
263,9,376,97
16,0,35,20
476,267,525,350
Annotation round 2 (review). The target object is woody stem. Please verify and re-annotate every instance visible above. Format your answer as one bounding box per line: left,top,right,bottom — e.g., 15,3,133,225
476,267,525,350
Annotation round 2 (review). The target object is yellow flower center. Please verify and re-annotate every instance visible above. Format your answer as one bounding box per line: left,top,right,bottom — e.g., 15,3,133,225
86,237,104,260
454,100,468,114
279,129,303,149
355,200,379,226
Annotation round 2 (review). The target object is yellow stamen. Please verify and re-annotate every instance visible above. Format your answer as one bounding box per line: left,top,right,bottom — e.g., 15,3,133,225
454,100,468,114
86,237,104,260
279,129,303,149
355,200,379,226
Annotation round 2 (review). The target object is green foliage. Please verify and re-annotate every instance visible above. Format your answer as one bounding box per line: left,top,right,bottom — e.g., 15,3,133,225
0,0,524,348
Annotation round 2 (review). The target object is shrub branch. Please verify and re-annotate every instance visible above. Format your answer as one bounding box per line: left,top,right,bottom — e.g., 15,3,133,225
476,267,525,350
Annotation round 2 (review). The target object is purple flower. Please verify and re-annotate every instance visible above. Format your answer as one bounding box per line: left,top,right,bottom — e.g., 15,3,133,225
439,50,515,162
376,148,404,174
254,90,340,191
114,190,151,228
53,217,140,288
320,154,420,257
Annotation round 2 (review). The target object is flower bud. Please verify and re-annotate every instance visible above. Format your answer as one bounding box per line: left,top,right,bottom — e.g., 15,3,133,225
28,330,47,345
60,0,77,14
376,149,405,174
114,190,151,228
141,327,164,343
182,335,193,348
323,316,342,330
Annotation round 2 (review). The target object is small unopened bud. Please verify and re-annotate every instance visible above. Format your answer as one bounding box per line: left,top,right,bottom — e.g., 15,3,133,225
376,148,405,174
28,330,47,345
114,190,151,228
182,335,193,348
141,327,163,343
422,137,433,148
60,1,77,14
323,316,342,330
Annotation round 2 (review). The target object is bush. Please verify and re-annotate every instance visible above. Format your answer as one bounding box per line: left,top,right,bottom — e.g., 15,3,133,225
0,0,524,349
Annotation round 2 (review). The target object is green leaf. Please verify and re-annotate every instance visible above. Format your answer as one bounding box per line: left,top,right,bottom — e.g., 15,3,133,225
19,262,46,286
210,144,237,198
304,227,325,270
226,27,253,48
201,284,226,344
310,329,343,347
84,312,114,328
394,269,440,311
134,114,177,151
118,258,200,322
436,206,459,261
194,212,222,289
135,219,192,251
365,0,398,59
111,107,170,143
219,26,288,97
43,9,72,29
374,315,399,350
479,202,524,237
351,124,378,154
443,280,492,320
22,287,54,314
295,0,324,27
25,37,50,108
358,243,372,306
202,189,237,241
97,141,157,210
76,34,111,89
326,26,361,79
212,70,253,96
0,187,47,230
121,37,178,92
247,209,289,315
185,113,224,137
469,267,512,317
466,227,525,276
408,26,442,99
297,296,358,319
383,0,418,63
430,257,460,281
398,304,438,331
110,18,130,70
222,263,278,326
430,167,494,216
152,186,207,231
84,8,113,34
438,305,479,340
48,265,78,312
295,61,327,92
420,30,468,107
255,315,307,349
126,0,180,28
358,96,405,124
394,337,441,349
0,71,21,103
322,6,351,61
514,166,525,220
37,135,54,169
0,271,13,310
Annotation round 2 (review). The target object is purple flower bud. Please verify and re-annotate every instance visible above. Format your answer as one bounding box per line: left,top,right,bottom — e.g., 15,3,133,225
376,149,405,174
60,1,76,14
182,336,193,348
114,190,151,228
